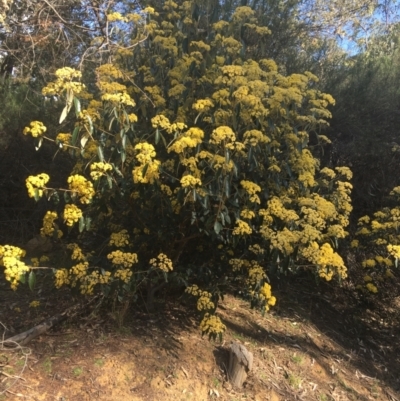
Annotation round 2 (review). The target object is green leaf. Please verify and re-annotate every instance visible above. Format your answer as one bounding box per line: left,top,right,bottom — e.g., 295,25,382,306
71,126,80,145
85,216,92,231
81,134,89,149
97,145,104,162
109,117,115,131
59,89,74,123
74,97,81,116
155,128,160,144
59,105,69,124
79,216,85,233
142,163,149,178
86,115,94,135
28,271,36,291
107,176,113,189
120,149,126,163
214,221,222,235
19,273,26,284
159,132,167,147
35,137,43,151
34,188,40,202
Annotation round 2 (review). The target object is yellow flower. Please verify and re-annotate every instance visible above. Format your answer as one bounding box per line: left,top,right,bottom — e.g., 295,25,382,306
362,259,376,268
29,300,40,308
26,173,50,199
366,283,378,293
232,219,252,235
240,209,255,219
151,114,171,130
387,244,400,259
56,133,71,145
241,180,261,196
350,239,359,248
67,175,95,204
107,250,138,267
63,204,83,226
193,98,214,112
55,268,70,288
149,253,173,272
210,126,236,145
90,162,112,180
23,121,47,137
199,313,226,335
41,211,58,236
180,175,201,188
109,230,130,247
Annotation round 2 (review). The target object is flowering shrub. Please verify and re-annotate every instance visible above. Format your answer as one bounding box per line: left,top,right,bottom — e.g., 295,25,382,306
1,1,353,338
352,186,400,294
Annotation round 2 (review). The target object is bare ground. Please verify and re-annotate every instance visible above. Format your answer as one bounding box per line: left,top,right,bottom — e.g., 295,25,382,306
1,274,400,401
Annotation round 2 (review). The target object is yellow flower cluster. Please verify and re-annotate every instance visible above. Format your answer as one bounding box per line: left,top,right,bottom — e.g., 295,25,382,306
229,258,250,271
107,250,138,267
247,262,267,285
31,258,39,267
243,129,271,147
210,126,236,145
23,121,47,137
375,255,393,266
109,229,130,247
240,209,255,219
26,173,50,198
320,167,336,179
388,244,400,259
193,98,214,112
362,259,376,268
41,211,57,236
114,268,132,283
64,204,83,226
241,180,261,203
168,127,204,154
80,270,112,294
55,268,70,288
90,162,113,180
42,67,85,96
102,92,135,106
151,114,171,130
0,245,28,290
161,184,172,196
185,284,215,311
259,283,277,312
180,174,201,188
301,242,347,280
149,253,173,272
232,219,252,235
197,292,215,311
29,300,40,308
67,243,86,261
70,261,89,282
56,133,71,145
248,244,265,254
0,245,26,260
185,284,201,296
199,313,226,336
107,11,127,22
366,283,378,293
132,142,160,184
67,174,95,204
335,166,353,180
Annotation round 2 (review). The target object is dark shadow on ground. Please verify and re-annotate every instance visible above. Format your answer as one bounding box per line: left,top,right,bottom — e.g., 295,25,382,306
219,273,400,399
